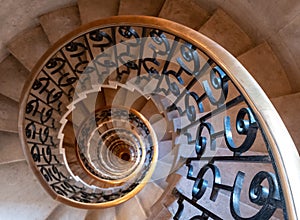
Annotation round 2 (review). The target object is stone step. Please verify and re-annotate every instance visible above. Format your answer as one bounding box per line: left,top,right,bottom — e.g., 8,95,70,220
0,94,18,133
238,41,292,98
150,115,172,142
199,8,254,57
64,145,78,165
118,0,165,16
67,101,91,127
148,173,182,219
85,207,116,220
158,140,173,161
46,204,88,220
7,26,50,71
122,88,148,112
109,86,129,107
116,196,147,220
78,0,120,24
152,208,173,220
0,161,59,219
159,0,209,30
95,88,107,110
268,13,300,92
78,92,103,114
140,99,161,120
151,160,173,182
137,182,164,216
62,121,76,147
67,162,95,186
103,87,121,107
39,5,81,44
271,92,300,153
0,131,25,165
0,55,29,102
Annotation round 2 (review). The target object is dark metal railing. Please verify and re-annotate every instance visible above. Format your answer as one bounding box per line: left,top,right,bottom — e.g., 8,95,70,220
18,16,299,218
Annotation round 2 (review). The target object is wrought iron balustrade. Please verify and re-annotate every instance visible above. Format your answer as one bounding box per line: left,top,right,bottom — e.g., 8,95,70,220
18,16,300,219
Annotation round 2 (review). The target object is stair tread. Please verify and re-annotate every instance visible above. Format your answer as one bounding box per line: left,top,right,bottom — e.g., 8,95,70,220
118,0,165,16
110,86,129,107
159,0,209,30
7,26,50,71
85,207,116,220
0,94,18,133
268,14,300,92
0,131,25,165
46,204,88,220
152,160,173,182
152,208,173,220
116,196,147,220
103,87,121,107
39,5,81,44
268,34,300,93
238,41,292,98
199,8,254,56
0,55,29,102
95,89,106,110
0,161,59,220
62,121,76,147
78,0,120,24
158,140,173,160
122,88,148,111
148,173,182,219
79,92,101,114
140,99,160,120
68,101,90,127
137,182,164,216
150,115,172,142
271,92,300,153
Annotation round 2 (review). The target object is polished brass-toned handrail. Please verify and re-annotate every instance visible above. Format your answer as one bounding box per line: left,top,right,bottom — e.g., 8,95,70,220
18,15,300,218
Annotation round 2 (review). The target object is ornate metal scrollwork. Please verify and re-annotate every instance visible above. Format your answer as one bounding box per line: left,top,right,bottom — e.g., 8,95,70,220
20,21,287,218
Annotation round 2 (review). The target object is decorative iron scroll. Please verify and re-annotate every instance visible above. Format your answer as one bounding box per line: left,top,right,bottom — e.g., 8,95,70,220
21,21,286,218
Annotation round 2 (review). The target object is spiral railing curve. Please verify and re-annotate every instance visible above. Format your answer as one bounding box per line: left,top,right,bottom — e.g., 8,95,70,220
18,15,300,219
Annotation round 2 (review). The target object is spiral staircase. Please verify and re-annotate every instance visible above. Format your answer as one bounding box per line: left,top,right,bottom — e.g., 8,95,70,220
0,1,300,219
